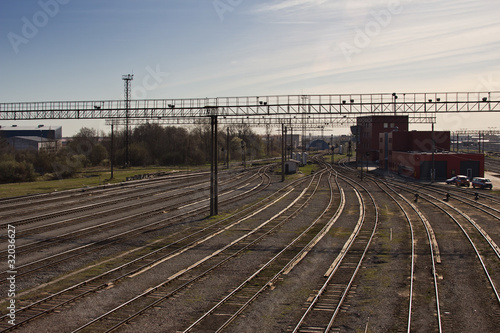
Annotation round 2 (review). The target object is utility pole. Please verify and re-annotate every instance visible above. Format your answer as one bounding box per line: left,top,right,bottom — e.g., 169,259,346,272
266,124,271,158
110,122,114,179
226,127,230,169
330,134,334,165
431,121,435,183
282,124,286,182
241,140,246,168
210,115,218,216
122,74,133,167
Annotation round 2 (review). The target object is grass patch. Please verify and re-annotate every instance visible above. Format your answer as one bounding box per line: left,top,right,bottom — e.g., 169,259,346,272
300,163,319,176
0,166,184,198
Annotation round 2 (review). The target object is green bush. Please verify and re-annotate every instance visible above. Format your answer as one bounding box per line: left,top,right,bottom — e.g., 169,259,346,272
0,157,37,183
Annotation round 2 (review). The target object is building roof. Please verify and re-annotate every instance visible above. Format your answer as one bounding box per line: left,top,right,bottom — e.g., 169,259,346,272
8,136,53,142
307,139,329,150
0,126,61,131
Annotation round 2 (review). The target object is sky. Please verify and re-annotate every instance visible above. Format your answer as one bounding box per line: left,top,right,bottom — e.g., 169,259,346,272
1,0,500,136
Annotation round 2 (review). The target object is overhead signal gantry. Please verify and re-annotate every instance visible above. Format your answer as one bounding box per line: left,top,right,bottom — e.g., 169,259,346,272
2,91,499,216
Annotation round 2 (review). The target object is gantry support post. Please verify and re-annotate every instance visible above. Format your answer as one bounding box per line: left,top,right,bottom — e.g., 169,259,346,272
226,126,230,169
210,115,218,216
110,122,114,179
282,124,286,182
431,121,435,183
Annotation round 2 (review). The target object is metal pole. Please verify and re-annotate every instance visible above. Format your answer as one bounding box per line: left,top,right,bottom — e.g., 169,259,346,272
226,126,230,169
210,115,218,216
122,74,133,167
110,123,114,179
431,121,435,183
282,124,286,182
330,134,334,165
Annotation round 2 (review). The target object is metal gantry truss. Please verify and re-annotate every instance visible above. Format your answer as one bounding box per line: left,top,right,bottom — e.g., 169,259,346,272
4,91,499,217
1,91,499,121
105,115,436,128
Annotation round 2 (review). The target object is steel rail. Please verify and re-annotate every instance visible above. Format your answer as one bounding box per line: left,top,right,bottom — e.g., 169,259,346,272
183,169,343,332
0,171,211,214
70,170,325,333
0,168,267,283
374,182,416,333
336,159,442,332
379,182,443,332
0,169,249,245
291,169,375,332
323,173,379,333
181,170,328,332
415,192,500,305
386,179,500,211
0,167,274,331
379,175,500,308
387,182,500,262
0,169,260,272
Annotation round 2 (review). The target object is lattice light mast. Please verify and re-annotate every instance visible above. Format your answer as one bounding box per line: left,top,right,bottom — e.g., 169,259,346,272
122,74,133,166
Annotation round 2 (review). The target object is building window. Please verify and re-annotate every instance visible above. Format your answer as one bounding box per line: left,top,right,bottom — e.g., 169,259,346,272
390,123,394,128
384,123,388,128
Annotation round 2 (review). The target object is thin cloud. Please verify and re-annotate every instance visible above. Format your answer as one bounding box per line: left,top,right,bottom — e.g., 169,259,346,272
254,0,327,11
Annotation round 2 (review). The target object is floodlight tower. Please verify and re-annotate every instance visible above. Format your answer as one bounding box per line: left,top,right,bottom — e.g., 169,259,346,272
122,74,133,166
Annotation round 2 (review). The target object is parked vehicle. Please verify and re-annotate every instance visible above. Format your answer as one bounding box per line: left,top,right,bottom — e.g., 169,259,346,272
446,176,457,184
471,177,493,189
454,175,470,187
446,175,470,187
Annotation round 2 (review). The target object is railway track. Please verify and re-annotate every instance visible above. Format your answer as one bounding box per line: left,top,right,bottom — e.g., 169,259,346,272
182,170,343,332
334,158,500,331
291,163,379,333
0,168,276,331
377,181,442,332
66,168,330,332
0,167,272,286
0,166,276,331
485,156,500,174
2,157,499,332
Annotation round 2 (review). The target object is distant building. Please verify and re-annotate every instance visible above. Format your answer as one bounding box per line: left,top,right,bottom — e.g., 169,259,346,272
373,118,484,180
387,151,484,180
355,115,409,163
0,125,62,152
379,130,451,170
307,139,329,151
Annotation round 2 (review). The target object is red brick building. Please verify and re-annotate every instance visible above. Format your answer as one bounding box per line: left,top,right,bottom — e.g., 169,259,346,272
355,115,484,180
377,125,484,180
388,151,484,180
379,130,451,171
355,115,409,163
